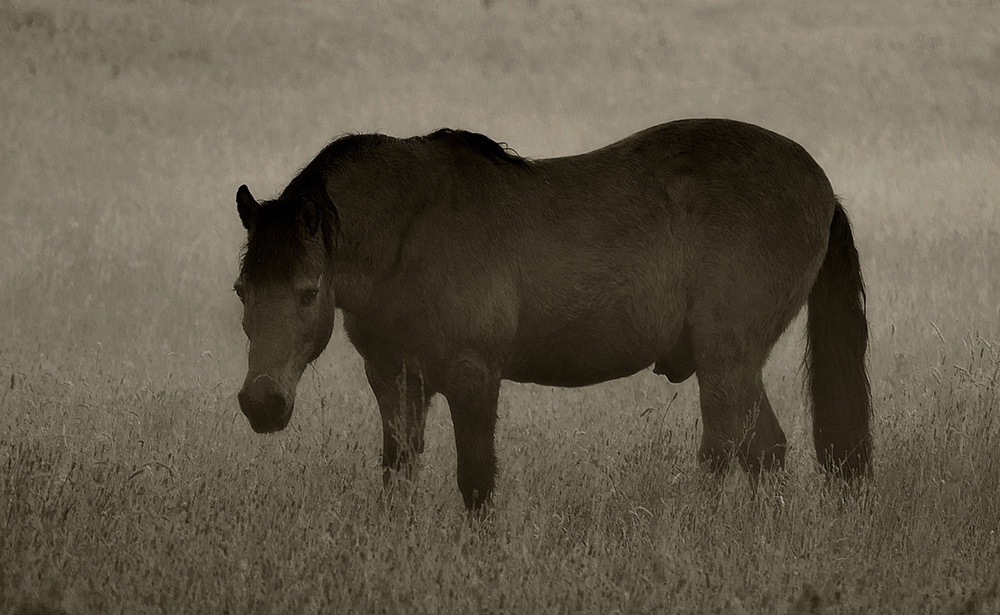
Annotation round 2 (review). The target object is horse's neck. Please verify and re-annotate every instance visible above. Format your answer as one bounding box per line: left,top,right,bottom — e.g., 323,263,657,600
329,266,376,314
329,166,426,314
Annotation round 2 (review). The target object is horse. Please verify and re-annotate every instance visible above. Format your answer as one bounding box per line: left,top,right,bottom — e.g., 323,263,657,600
233,119,872,511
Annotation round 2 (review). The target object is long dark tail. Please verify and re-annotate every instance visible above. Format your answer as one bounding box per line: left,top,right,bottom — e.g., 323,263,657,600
806,200,872,479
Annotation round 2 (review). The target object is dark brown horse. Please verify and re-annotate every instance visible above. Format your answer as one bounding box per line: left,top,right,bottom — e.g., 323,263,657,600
234,119,871,510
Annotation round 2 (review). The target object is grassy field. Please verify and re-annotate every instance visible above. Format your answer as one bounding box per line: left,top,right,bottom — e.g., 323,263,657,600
2,0,999,612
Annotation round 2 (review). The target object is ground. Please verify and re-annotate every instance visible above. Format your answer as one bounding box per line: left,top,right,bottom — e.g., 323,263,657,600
1,0,998,613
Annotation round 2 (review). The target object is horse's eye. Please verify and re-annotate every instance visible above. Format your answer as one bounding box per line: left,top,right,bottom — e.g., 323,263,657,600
300,289,318,306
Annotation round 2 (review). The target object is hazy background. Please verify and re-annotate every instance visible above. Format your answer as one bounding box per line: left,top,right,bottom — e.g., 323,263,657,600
2,0,998,612
2,0,997,383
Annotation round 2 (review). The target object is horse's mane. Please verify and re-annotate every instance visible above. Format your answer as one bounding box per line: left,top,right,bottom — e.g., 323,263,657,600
239,134,381,283
422,128,528,167
239,129,526,282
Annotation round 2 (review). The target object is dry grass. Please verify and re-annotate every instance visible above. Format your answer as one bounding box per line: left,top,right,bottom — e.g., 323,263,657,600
1,0,999,613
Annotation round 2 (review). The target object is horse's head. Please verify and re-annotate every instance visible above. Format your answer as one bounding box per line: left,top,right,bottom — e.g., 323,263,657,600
234,184,336,433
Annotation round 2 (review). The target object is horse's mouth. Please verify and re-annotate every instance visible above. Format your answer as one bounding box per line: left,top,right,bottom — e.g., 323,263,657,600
246,411,292,434
238,389,294,433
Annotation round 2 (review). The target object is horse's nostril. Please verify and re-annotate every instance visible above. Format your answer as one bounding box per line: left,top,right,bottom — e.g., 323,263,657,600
263,392,285,415
239,386,290,433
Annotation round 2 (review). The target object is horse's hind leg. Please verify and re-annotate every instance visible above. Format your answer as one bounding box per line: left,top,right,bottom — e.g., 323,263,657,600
695,349,786,477
688,246,810,478
364,359,435,488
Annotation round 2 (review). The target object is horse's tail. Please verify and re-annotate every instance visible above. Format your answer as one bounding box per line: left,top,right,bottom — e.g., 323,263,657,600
805,199,872,479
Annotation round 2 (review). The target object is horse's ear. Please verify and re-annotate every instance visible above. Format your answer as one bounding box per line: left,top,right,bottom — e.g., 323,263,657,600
236,184,259,232
298,197,321,238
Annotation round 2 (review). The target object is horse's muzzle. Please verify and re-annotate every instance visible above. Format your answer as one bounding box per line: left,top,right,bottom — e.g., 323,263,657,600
238,376,292,433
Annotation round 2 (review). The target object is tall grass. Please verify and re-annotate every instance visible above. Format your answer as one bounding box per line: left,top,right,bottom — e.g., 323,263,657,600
1,0,998,613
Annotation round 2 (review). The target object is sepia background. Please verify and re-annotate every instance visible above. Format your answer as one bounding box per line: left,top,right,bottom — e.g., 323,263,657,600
2,0,998,612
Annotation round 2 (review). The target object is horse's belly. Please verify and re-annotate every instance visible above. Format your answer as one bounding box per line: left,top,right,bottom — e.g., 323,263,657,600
504,320,665,388
505,361,649,388
503,254,686,387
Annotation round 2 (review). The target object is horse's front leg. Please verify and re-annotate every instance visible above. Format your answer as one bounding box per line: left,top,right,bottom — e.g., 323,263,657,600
441,351,501,512
364,358,435,490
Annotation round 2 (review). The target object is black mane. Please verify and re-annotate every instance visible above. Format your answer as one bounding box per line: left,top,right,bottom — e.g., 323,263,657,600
423,128,528,167
281,133,392,200
239,134,389,283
